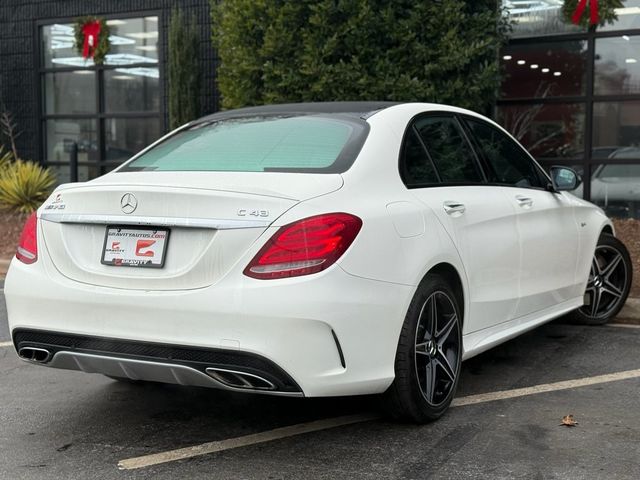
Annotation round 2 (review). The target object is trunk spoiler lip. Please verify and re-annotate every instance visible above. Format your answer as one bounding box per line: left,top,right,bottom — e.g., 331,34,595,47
39,212,271,230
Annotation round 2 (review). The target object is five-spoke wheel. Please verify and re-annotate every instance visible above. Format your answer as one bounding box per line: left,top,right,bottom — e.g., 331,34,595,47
414,291,460,407
384,274,462,423
572,233,632,325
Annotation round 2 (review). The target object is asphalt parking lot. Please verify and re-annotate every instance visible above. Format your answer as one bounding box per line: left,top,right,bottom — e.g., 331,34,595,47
1,284,639,479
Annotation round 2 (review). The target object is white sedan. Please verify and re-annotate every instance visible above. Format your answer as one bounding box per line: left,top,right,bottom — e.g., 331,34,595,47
5,102,632,423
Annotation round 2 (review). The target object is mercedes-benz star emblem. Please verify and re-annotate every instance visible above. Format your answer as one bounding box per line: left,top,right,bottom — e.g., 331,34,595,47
120,193,138,214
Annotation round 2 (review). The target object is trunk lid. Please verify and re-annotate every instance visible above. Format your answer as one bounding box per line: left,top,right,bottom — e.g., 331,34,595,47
40,172,342,290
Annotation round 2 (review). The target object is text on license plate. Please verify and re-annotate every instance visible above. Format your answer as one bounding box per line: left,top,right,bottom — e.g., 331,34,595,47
101,226,170,268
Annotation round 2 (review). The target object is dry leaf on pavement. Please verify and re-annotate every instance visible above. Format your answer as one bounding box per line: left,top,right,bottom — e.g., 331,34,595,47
560,414,579,427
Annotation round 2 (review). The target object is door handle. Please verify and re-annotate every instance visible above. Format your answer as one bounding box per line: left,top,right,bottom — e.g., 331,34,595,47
515,195,533,208
443,201,466,216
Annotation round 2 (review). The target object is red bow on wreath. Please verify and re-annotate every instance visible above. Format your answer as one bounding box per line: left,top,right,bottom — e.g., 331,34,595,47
81,21,101,59
572,0,599,25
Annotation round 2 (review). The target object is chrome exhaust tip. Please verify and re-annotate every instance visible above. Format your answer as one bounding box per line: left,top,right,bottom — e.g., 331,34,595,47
18,347,51,363
205,367,277,391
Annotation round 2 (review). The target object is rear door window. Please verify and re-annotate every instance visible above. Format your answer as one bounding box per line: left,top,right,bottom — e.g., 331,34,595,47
413,116,484,184
464,117,548,189
400,128,439,186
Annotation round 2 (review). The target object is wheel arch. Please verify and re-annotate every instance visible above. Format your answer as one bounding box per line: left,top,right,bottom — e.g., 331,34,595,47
425,262,465,329
601,224,614,236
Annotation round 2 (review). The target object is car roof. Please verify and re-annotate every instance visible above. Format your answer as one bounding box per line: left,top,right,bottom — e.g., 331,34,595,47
198,101,402,122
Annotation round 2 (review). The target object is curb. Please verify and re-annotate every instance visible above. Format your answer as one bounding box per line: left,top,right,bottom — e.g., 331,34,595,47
0,257,10,283
615,297,640,323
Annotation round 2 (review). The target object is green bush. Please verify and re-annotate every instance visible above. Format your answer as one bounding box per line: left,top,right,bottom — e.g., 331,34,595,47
169,8,202,129
0,160,56,214
211,0,510,114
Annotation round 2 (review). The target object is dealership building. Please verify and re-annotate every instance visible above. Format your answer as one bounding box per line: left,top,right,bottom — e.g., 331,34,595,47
0,0,639,217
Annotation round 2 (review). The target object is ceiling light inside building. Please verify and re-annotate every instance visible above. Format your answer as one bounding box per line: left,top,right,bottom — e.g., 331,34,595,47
554,71,562,76
625,58,638,64
622,35,630,41
542,68,550,73
517,60,526,65
503,55,512,60
530,64,539,69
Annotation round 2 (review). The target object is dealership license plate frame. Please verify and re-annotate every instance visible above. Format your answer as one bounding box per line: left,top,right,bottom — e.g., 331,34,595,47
101,225,170,269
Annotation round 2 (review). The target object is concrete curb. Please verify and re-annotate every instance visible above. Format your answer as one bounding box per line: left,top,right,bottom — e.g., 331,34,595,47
0,258,10,281
615,297,640,323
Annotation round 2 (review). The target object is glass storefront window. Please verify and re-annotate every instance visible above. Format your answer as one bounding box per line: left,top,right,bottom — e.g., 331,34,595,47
45,119,99,163
104,68,160,112
40,16,162,181
591,164,640,218
600,0,640,31
498,103,585,159
595,35,640,95
105,118,161,161
504,0,584,38
43,71,96,115
500,41,588,98
42,18,158,68
593,102,640,159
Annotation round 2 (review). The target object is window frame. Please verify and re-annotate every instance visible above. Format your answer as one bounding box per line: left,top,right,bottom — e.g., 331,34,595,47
35,11,165,179
398,111,489,189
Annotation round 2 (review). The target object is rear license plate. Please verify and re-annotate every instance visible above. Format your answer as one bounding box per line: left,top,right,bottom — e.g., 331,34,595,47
101,226,170,268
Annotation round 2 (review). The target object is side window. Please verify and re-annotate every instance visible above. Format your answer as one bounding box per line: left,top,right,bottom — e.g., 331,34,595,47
465,118,547,189
400,128,439,186
414,116,483,183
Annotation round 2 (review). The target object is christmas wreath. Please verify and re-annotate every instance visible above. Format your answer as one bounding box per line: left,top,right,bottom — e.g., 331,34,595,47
561,0,624,27
74,16,111,64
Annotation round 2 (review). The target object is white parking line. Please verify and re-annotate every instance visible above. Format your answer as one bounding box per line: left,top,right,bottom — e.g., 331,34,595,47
0,341,12,348
118,413,380,470
118,367,640,470
451,368,640,407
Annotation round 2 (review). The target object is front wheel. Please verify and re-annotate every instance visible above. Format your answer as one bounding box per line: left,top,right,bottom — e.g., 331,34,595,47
383,274,462,423
570,233,632,325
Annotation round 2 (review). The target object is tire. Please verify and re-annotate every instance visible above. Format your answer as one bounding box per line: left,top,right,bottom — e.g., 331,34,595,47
570,233,632,325
383,274,463,423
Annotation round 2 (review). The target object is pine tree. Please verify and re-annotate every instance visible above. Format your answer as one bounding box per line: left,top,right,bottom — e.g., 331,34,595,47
211,0,510,115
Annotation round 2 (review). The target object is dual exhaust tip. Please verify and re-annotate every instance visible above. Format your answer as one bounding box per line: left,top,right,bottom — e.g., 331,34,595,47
205,367,277,391
16,348,277,391
18,347,51,363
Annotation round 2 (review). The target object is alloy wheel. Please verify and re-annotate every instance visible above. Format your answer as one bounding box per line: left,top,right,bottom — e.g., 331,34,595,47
414,291,461,406
580,245,628,320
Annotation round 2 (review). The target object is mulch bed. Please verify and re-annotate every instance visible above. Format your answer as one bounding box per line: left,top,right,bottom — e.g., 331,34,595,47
0,212,639,297
0,210,28,259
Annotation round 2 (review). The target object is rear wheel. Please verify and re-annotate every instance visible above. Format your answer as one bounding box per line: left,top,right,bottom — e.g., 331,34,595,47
570,233,632,325
383,274,462,423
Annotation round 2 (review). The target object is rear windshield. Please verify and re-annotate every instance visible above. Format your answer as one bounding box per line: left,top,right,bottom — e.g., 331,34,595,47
120,114,369,173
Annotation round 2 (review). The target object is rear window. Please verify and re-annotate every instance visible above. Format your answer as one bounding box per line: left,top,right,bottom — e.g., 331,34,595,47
120,115,368,173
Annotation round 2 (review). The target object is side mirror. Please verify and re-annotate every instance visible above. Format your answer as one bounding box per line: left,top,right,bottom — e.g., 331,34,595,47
549,166,582,191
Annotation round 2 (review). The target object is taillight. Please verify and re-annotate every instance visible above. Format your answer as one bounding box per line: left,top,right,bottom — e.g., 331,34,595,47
244,213,362,280
16,212,38,264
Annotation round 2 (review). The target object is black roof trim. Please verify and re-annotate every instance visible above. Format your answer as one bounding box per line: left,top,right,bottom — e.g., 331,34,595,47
198,101,401,122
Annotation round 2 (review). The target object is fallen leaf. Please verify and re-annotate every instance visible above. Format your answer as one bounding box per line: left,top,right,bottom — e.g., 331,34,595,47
560,414,578,427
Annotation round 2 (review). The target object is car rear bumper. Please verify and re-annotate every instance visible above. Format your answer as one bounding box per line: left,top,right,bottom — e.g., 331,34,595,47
5,256,414,397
